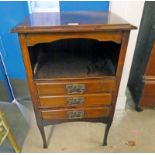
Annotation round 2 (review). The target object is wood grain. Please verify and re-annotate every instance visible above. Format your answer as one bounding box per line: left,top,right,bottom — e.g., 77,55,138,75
142,80,155,96
26,31,122,46
41,107,110,120
18,34,40,106
11,12,136,33
109,31,130,116
35,79,115,96
140,95,155,108
139,42,155,108
145,42,155,76
12,11,135,147
39,93,112,108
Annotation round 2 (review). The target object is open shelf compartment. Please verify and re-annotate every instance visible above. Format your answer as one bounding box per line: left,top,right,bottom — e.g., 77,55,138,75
28,38,121,79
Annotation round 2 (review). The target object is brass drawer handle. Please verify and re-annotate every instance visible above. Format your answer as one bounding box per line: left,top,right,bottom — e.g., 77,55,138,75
67,110,84,119
67,97,84,106
66,84,85,94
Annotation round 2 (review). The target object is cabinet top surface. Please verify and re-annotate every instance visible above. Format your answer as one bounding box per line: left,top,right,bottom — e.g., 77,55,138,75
12,11,136,33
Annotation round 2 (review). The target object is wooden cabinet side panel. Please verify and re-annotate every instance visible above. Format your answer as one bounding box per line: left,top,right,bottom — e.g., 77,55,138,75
145,42,155,76
142,81,155,96
139,80,155,108
110,31,130,115
18,34,41,109
140,95,155,108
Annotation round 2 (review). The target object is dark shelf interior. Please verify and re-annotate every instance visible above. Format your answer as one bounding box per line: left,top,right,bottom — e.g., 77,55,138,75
28,38,121,79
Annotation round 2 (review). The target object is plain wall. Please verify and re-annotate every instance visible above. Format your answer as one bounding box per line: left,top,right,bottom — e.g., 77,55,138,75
59,1,109,12
0,2,29,80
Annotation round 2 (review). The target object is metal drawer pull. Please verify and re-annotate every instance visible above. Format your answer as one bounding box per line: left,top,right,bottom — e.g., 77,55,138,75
67,97,84,106
66,84,85,94
67,110,84,119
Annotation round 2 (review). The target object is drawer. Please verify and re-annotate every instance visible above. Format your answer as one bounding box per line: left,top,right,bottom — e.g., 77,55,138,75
35,79,115,95
39,93,112,108
143,81,155,96
41,107,110,120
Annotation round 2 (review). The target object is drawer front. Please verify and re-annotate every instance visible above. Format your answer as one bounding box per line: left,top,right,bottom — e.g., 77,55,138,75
41,107,110,120
143,81,155,96
39,93,112,108
36,79,115,95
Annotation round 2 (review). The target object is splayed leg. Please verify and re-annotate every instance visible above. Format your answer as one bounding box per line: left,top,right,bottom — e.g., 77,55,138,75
38,125,47,148
103,120,112,146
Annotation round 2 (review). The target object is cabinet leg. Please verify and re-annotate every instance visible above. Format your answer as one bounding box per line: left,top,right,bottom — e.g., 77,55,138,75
38,125,47,148
102,121,112,146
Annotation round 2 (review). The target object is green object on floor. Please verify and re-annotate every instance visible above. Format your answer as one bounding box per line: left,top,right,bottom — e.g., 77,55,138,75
0,109,21,153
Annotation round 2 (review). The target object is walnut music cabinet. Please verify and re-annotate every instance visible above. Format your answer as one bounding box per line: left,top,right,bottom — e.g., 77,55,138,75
12,11,136,148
